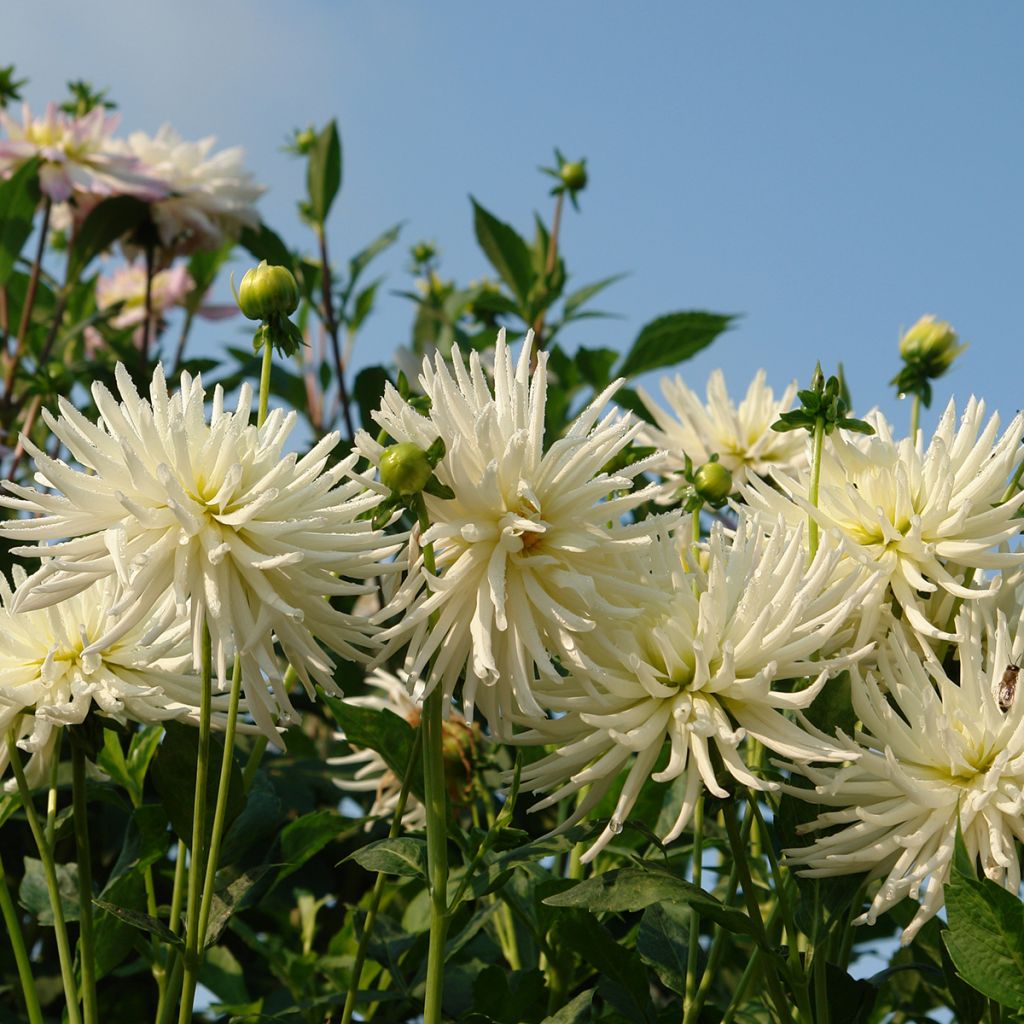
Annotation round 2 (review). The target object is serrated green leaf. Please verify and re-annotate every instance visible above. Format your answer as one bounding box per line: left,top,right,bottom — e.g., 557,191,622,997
637,902,692,994
0,156,41,286
471,198,535,309
618,311,736,378
349,837,428,878
563,273,626,318
307,120,341,225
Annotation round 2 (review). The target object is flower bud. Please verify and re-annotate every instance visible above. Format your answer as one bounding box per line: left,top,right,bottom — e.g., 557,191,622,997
379,442,433,496
898,315,961,374
559,159,588,192
237,261,299,321
411,241,436,265
693,461,733,505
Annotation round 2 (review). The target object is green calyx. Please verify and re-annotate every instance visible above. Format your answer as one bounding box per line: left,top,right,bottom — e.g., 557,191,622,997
237,261,300,322
772,363,874,437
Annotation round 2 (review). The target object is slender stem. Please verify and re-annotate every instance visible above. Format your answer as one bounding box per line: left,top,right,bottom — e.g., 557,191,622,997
177,626,213,1024
242,735,269,790
3,197,51,401
156,956,184,1024
807,417,826,561
258,333,273,428
0,848,44,1024
1001,457,1024,505
140,241,155,378
155,839,188,1024
171,308,196,375
813,930,829,1024
683,792,704,1018
169,840,188,937
722,804,792,1023
531,190,564,350
909,394,921,442
8,730,83,1024
71,744,99,1024
412,493,449,1024
195,655,243,955
0,285,8,348
44,731,61,848
318,227,356,443
340,728,423,1024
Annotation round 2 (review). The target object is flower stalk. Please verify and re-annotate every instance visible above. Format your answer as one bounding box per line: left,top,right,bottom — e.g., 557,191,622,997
0,848,44,1024
71,742,99,1024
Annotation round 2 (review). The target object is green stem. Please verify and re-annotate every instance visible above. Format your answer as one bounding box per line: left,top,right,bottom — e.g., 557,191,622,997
807,417,825,562
196,654,243,953
683,792,704,1018
1001,458,1024,505
8,730,83,1024
72,743,99,1024
722,804,792,1023
242,734,269,790
413,493,449,1024
155,840,188,1024
340,728,423,1024
0,849,44,1024
177,626,213,1024
258,330,273,428
909,394,921,442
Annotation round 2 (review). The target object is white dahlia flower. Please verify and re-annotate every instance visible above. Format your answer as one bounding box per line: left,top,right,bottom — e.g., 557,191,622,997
638,369,806,495
0,364,400,736
330,669,481,830
355,330,671,733
120,125,264,253
519,513,877,861
0,569,231,788
745,397,1024,642
784,608,1024,945
0,103,166,204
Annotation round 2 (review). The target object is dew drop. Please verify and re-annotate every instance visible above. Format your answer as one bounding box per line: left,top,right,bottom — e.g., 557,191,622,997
608,817,624,835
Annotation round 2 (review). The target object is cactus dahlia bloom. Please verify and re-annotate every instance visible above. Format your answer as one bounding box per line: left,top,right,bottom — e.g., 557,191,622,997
637,369,806,495
744,398,1024,642
0,103,166,203
784,608,1024,945
0,364,401,736
518,514,877,861
355,330,672,734
118,125,264,252
0,569,232,789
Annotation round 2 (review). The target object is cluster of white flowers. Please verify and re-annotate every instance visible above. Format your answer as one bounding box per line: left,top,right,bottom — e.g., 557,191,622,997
4,316,1022,947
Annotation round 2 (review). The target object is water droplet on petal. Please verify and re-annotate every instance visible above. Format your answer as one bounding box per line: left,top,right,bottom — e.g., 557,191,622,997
608,817,623,835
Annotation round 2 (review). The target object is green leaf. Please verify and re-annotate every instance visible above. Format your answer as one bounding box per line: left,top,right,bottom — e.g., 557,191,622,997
20,857,80,924
126,724,164,795
349,837,428,878
574,346,619,392
563,273,626,318
543,864,755,936
201,945,250,1006
348,222,403,285
637,902,692,994
618,311,736,378
220,769,284,865
823,964,878,1024
539,989,594,1024
92,898,183,948
322,692,423,800
276,809,351,884
68,196,151,283
349,278,381,332
107,804,170,885
0,156,41,286
151,719,245,852
353,365,391,434
92,873,146,981
239,222,294,272
471,198,535,309
205,865,271,947
943,872,1024,1008
307,120,342,226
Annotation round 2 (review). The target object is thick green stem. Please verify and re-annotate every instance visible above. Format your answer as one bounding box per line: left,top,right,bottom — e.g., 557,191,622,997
722,804,793,1023
0,849,44,1024
340,728,423,1024
683,793,704,1019
196,654,243,952
8,730,83,1024
257,331,273,428
909,394,921,442
413,494,449,1024
177,626,213,1024
807,417,825,562
72,743,99,1024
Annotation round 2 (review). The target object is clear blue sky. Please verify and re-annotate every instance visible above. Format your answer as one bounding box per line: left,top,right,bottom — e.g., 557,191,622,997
6,2,1023,435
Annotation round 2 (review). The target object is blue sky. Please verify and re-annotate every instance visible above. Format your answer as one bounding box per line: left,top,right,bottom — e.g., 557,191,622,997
6,2,1023,435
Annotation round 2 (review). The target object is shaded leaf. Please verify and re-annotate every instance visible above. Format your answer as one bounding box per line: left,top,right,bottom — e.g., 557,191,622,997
349,837,428,879
20,857,79,924
277,810,351,884
618,311,736,378
0,156,41,285
239,222,294,272
68,196,151,283
93,898,183,947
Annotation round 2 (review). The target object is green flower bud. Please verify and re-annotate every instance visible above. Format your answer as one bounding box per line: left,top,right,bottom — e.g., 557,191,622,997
237,261,300,321
379,442,433,496
411,241,436,265
898,315,962,375
559,159,588,192
693,460,733,505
